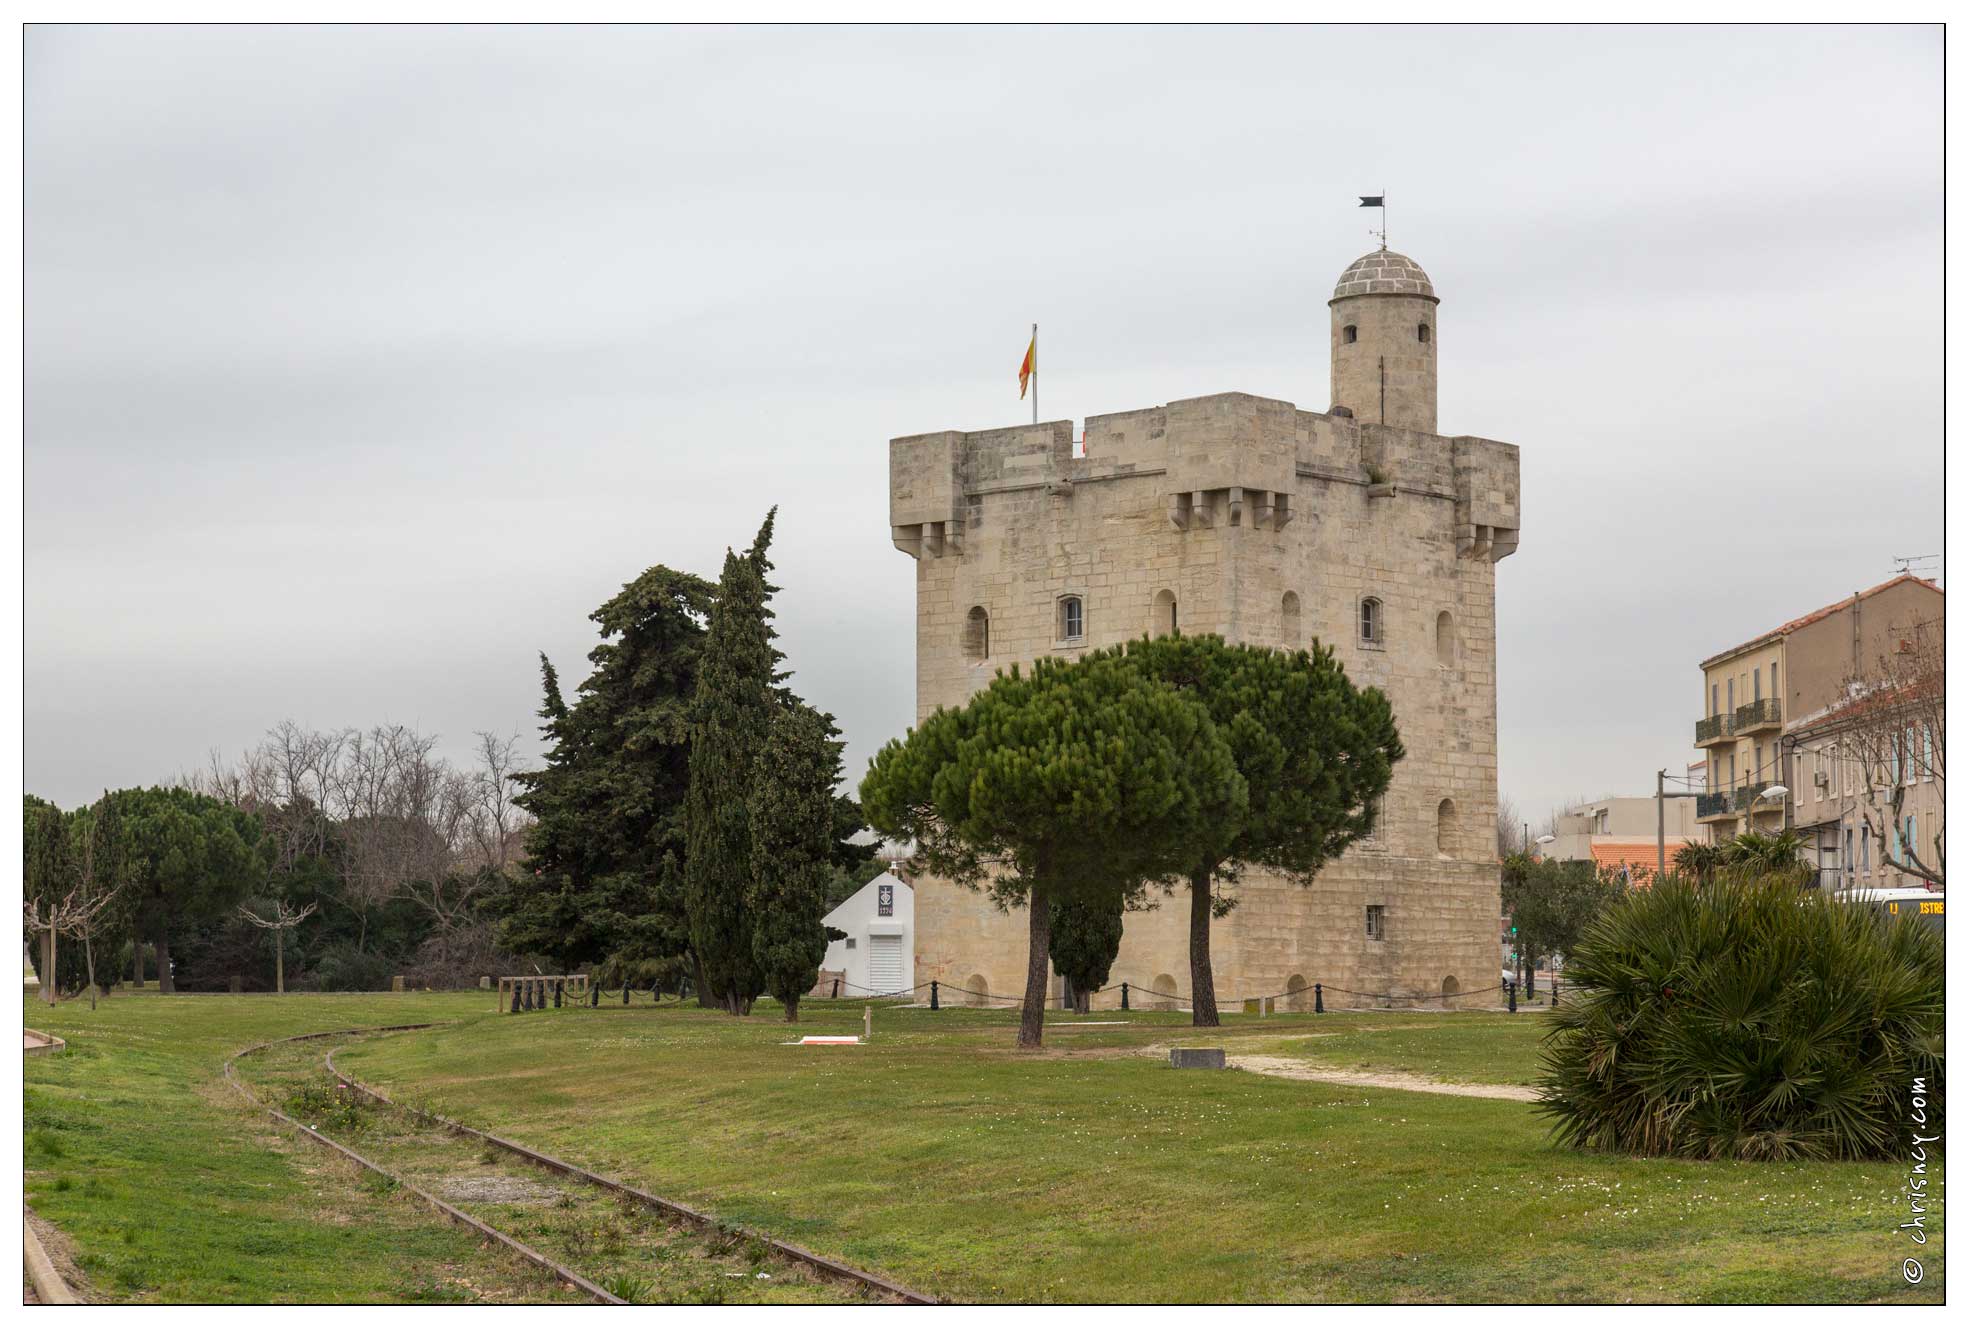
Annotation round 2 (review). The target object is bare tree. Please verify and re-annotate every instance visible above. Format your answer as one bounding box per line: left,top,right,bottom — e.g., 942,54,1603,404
25,886,121,1009
1496,794,1524,857
1832,619,1944,886
187,719,534,950
237,899,318,994
68,800,130,1010
464,730,527,874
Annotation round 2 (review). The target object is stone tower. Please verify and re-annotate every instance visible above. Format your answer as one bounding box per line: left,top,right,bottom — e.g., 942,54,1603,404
886,246,1521,1011
1329,249,1438,433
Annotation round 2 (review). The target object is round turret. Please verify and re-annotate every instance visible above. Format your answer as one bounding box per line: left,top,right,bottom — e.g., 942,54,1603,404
1329,249,1439,433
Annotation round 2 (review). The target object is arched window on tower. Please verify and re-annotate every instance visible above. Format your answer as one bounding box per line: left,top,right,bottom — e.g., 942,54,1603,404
963,606,990,663
1343,324,1358,344
1359,596,1383,646
1435,610,1454,666
1058,595,1085,642
1151,588,1177,637
1417,323,1431,344
1281,591,1301,648
1437,798,1456,855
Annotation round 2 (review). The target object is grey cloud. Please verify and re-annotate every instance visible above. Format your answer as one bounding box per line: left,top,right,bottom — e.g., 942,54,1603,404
26,23,1941,821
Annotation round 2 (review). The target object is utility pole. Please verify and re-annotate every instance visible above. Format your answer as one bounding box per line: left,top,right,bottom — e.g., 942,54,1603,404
1656,767,1701,879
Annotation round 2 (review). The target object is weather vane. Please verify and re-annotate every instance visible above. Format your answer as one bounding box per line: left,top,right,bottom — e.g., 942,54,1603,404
1359,192,1387,250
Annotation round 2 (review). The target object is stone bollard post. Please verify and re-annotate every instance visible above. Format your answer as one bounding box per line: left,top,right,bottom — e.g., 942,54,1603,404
511,982,522,1014
1507,979,1517,1014
930,980,939,1010
1169,1048,1226,1070
554,979,563,1008
1314,983,1324,1014
622,981,630,1005
863,1005,872,1043
590,982,599,1007
1120,982,1129,1011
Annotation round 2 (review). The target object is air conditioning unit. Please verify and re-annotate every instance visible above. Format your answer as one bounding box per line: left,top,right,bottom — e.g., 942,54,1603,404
1813,771,1829,789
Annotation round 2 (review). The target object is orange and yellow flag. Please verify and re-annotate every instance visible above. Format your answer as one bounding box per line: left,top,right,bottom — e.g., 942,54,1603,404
1018,333,1036,399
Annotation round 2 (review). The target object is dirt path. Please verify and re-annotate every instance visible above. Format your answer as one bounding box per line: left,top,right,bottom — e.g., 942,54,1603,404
1227,1054,1539,1102
1139,1044,1539,1102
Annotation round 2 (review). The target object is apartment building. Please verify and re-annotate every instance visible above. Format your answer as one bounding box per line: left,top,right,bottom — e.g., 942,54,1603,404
1693,574,1943,847
1785,603,1944,891
1540,795,1699,882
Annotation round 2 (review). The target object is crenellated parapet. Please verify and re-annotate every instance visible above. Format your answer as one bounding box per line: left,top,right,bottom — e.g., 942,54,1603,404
888,392,1518,562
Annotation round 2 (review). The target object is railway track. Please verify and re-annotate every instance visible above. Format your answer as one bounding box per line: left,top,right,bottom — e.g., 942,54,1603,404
227,1024,936,1306
223,1025,619,1303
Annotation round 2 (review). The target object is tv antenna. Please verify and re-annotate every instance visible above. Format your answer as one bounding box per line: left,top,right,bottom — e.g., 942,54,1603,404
1893,553,1939,576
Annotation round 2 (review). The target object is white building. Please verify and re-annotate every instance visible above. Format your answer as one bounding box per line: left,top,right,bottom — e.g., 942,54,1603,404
819,872,914,998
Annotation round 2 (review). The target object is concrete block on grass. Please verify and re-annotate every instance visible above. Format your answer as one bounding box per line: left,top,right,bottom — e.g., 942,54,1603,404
1169,1048,1226,1070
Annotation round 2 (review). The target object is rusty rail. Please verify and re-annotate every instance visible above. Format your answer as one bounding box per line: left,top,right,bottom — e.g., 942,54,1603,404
223,1025,624,1305
324,1043,937,1304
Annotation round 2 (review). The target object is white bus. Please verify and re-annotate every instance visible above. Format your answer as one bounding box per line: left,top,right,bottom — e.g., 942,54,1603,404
1834,885,1944,932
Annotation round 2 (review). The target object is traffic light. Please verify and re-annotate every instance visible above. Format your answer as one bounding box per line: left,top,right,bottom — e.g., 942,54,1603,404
1510,925,1518,935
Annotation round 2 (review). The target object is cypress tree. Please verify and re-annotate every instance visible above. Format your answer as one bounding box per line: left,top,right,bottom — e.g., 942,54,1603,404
684,510,783,1014
503,563,713,978
1047,888,1133,1014
748,703,838,1021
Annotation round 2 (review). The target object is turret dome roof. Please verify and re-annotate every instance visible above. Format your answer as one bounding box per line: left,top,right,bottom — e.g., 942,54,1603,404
1332,249,1437,302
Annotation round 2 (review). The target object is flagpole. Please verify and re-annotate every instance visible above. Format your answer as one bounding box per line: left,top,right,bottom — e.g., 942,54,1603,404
1032,322,1038,425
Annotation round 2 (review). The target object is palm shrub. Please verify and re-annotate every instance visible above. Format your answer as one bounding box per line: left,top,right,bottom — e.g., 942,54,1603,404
1671,840,1723,882
1536,871,1942,1160
1718,830,1811,886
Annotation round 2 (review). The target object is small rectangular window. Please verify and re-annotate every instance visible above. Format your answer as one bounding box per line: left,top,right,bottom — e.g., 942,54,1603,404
1364,904,1385,941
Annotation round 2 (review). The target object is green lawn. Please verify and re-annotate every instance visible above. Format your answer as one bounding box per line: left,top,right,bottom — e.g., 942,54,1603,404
23,989,587,1303
26,992,1944,1303
340,999,1942,1303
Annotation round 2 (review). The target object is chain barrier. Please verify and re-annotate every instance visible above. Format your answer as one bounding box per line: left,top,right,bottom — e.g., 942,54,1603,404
554,976,1515,1011
832,980,933,1000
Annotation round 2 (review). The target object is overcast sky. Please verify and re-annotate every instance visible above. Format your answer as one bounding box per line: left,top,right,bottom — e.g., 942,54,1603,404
26,23,1942,826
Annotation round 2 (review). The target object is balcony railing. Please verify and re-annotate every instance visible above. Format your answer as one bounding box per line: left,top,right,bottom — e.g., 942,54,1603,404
1734,697,1782,733
1696,791,1735,819
1695,713,1733,746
